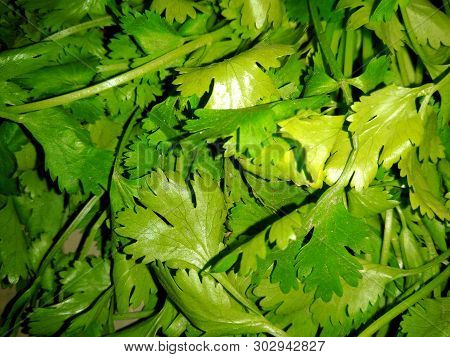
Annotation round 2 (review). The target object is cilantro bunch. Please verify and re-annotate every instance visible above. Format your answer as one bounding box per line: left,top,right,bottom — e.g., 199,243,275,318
0,0,449,337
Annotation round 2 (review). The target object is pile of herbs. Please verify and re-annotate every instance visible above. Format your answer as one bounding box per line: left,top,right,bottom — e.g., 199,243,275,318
0,0,449,337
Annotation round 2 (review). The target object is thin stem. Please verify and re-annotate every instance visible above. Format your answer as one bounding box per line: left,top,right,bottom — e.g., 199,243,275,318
417,225,440,297
78,210,107,259
308,0,353,105
358,266,450,336
361,249,450,279
7,26,231,113
396,46,416,86
343,30,355,78
38,195,101,275
362,29,374,65
380,209,394,265
0,110,21,123
45,16,113,41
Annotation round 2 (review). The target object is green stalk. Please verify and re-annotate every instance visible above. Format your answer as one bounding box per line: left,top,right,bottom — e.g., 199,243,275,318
396,46,416,86
78,210,107,260
358,266,450,336
45,16,113,41
380,209,394,265
38,195,101,275
362,29,374,65
360,248,450,279
308,0,353,105
343,30,355,78
7,26,231,113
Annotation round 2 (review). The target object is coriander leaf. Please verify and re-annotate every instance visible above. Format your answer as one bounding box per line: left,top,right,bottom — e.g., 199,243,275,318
20,108,113,194
0,42,60,81
347,85,426,190
151,0,207,24
175,44,293,109
185,97,330,146
368,12,406,50
267,240,304,293
244,172,309,211
304,69,339,96
29,258,111,336
238,135,308,186
418,107,445,163
0,121,28,195
113,300,180,337
340,0,406,49
347,56,390,93
404,0,450,49
254,278,317,336
279,111,345,188
86,117,122,151
0,197,29,284
113,253,156,314
269,54,306,100
155,264,284,336
117,170,226,269
347,186,398,218
370,0,400,22
13,61,95,99
296,191,377,301
227,199,274,241
19,0,112,31
214,207,307,274
121,10,185,57
401,298,450,337
0,80,28,105
221,0,284,38
15,170,65,238
324,131,352,185
398,149,450,220
284,0,309,24
311,269,388,336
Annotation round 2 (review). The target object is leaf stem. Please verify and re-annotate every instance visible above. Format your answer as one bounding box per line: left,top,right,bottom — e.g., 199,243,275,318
308,0,353,105
343,30,355,78
380,209,394,265
358,265,450,336
6,26,231,113
38,195,101,275
78,210,107,259
45,16,113,41
361,248,449,279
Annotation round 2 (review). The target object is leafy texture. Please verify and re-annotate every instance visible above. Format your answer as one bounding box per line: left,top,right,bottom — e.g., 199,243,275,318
117,170,226,269
0,197,29,284
175,44,293,109
399,149,450,220
347,85,426,190
0,0,448,339
401,298,450,337
20,109,113,194
404,0,450,49
151,0,206,24
279,111,345,187
296,191,377,301
156,264,281,336
29,259,111,336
